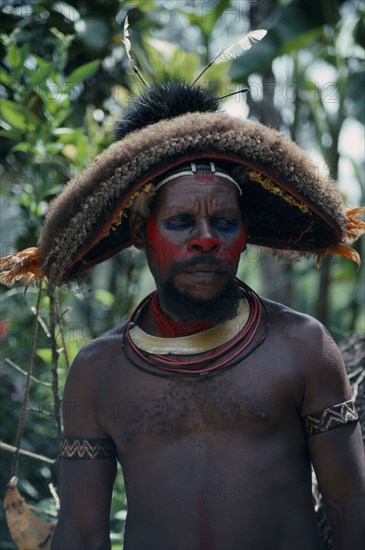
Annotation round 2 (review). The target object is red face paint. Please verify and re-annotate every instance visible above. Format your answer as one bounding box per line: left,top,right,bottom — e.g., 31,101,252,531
146,216,193,276
145,216,246,280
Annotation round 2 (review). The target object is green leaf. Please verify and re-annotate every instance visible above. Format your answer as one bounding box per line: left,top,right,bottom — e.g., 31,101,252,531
25,110,41,131
33,54,48,69
45,92,70,117
7,44,21,68
65,60,100,87
2,100,41,132
0,128,22,140
1,101,26,129
95,289,114,307
169,50,200,82
36,348,52,363
0,68,13,86
54,128,84,144
45,143,65,155
29,65,53,86
11,143,34,153
51,107,73,127
280,28,322,54
181,0,231,36
132,0,156,9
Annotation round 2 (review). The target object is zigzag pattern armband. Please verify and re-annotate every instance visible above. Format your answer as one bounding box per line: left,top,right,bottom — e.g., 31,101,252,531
301,400,359,437
60,437,117,459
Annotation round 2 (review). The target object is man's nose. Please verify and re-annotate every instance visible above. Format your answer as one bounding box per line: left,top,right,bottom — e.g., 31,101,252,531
187,238,221,253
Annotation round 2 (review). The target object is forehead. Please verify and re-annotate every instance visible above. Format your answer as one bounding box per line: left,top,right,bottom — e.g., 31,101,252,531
153,175,241,213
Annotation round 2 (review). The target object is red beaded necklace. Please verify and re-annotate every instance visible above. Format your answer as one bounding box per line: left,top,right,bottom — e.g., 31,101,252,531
150,292,214,337
123,280,269,378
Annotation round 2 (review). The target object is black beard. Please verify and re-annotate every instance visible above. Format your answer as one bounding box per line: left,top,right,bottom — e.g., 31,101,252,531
157,256,241,325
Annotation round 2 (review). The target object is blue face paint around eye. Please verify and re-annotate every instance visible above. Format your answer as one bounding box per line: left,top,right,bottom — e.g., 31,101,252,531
211,218,239,233
163,217,194,231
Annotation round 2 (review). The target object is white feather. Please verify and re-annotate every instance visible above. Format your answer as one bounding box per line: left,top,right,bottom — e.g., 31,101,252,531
123,16,133,65
122,16,149,87
213,29,267,64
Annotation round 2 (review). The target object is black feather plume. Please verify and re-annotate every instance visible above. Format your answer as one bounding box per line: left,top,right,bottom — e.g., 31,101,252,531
114,82,219,141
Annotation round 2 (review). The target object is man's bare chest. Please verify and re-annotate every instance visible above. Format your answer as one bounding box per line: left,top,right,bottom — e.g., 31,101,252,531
100,340,302,449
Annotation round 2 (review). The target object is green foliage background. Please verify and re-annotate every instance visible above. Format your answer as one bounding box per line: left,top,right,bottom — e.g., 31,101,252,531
0,0,364,548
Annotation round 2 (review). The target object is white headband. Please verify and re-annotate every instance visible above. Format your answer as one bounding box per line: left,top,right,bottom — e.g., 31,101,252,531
154,162,242,195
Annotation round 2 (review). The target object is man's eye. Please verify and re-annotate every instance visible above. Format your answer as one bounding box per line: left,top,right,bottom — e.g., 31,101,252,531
212,218,238,232
163,216,194,230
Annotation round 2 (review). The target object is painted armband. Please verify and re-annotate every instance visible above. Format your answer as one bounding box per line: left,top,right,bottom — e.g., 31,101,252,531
301,399,359,437
60,437,117,459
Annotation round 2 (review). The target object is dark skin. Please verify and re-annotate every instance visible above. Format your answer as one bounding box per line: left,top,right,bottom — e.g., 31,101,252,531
52,177,365,550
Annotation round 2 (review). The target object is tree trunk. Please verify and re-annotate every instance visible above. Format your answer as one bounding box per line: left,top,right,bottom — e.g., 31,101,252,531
315,257,331,325
248,0,295,306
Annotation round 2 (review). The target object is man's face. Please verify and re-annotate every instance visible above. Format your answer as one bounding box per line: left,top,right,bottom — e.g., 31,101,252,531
132,175,246,304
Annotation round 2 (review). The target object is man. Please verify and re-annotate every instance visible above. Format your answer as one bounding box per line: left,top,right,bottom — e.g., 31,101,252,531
1,82,364,549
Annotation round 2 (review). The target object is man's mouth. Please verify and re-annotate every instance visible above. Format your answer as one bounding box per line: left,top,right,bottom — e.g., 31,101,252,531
184,264,224,274
182,265,227,280
170,256,233,280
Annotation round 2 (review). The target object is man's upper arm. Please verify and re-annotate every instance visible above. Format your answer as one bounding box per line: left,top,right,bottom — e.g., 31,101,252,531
52,342,117,550
299,322,365,549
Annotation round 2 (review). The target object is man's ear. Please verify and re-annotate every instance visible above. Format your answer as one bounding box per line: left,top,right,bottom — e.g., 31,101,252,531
129,213,147,250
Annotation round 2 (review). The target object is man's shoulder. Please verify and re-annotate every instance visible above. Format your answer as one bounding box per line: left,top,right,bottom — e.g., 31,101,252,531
81,321,126,354
261,297,335,351
62,321,128,402
68,321,127,374
261,297,343,373
262,297,320,328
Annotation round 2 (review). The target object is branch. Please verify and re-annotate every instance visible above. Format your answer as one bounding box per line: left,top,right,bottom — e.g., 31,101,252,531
12,286,43,477
348,366,364,379
4,358,52,387
0,440,55,464
352,369,365,401
55,294,70,370
31,305,51,338
49,482,60,510
47,287,62,444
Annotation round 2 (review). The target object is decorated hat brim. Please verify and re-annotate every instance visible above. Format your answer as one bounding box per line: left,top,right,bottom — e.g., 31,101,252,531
1,110,363,288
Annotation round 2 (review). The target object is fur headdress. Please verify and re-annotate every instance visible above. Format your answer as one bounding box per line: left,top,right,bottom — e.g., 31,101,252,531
1,81,364,287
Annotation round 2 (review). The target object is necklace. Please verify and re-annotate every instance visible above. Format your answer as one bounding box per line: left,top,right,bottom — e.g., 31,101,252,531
123,280,268,379
150,292,214,337
129,299,250,354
